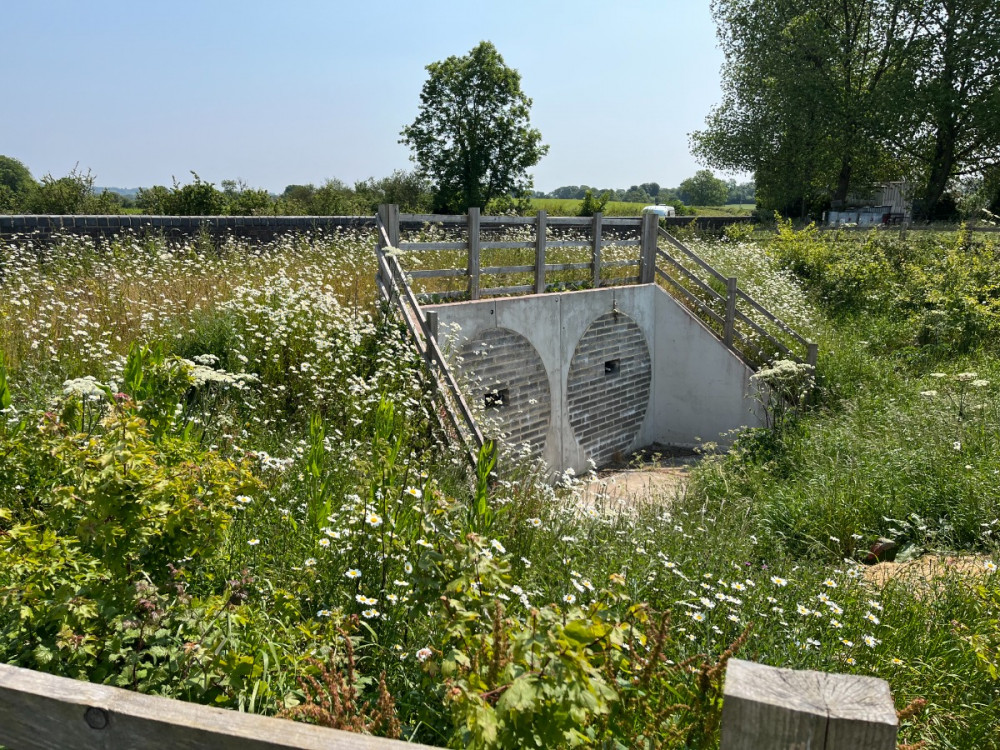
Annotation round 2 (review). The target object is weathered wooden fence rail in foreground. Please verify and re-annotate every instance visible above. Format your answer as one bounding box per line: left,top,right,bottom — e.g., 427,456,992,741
0,661,433,750
721,659,898,749
0,658,899,749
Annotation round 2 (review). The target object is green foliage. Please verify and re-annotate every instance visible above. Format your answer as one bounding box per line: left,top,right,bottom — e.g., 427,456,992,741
0,376,259,681
400,41,548,214
576,190,611,217
354,170,433,214
0,155,36,212
168,172,228,215
27,166,123,215
770,219,1000,353
5,226,1000,747
678,170,729,207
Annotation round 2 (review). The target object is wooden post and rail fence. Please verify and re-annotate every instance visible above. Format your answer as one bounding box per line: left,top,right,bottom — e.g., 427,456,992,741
379,205,817,371
0,657,900,749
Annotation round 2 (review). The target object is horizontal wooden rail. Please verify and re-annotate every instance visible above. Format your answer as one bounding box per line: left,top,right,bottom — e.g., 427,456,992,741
480,284,535,296
416,289,465,301
397,241,466,251
481,264,535,274
544,240,591,249
407,268,467,279
480,240,534,250
0,662,430,750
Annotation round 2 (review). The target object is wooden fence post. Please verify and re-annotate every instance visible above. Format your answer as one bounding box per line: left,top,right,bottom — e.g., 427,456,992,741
720,659,898,749
425,309,439,341
534,209,547,294
386,203,400,248
467,206,481,300
591,212,603,288
806,342,819,369
639,212,657,283
724,276,738,347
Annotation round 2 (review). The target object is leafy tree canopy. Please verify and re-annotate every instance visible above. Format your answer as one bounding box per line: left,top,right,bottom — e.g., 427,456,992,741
679,170,729,206
400,41,548,214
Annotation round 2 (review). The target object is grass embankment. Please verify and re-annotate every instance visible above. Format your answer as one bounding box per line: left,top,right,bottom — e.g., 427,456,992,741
0,223,997,748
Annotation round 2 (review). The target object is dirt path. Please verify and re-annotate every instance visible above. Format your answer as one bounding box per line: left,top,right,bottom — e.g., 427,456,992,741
579,448,699,509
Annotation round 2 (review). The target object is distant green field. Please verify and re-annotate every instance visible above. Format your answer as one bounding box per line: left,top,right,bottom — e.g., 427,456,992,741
529,199,755,218
529,198,647,216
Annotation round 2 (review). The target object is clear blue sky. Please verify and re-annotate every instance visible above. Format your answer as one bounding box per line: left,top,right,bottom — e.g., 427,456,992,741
2,0,733,193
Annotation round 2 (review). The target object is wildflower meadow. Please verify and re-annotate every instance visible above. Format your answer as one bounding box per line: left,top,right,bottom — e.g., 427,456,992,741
0,223,998,748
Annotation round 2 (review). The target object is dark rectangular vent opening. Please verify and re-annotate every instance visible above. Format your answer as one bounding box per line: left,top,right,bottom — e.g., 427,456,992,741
605,359,620,376
485,388,509,409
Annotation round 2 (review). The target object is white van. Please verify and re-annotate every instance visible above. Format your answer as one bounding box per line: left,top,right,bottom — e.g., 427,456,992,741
642,205,676,218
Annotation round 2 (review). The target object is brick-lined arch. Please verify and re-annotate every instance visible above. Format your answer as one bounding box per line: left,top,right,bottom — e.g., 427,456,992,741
458,327,550,456
566,311,651,466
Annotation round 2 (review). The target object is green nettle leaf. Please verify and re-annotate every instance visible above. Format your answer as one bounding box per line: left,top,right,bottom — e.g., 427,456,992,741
496,676,536,714
563,619,611,648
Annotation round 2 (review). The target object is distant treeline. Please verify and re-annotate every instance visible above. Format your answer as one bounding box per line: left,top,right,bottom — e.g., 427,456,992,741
537,173,755,210
0,156,756,217
0,158,435,216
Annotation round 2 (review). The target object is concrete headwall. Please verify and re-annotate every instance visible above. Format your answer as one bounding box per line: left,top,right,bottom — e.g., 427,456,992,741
425,284,765,475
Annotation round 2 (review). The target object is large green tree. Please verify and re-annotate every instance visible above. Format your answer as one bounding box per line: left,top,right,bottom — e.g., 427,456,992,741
902,0,1000,219
692,0,922,216
400,41,548,214
679,170,730,206
0,156,37,212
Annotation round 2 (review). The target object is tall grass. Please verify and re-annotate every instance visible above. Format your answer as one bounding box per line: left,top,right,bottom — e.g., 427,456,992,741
1,225,998,748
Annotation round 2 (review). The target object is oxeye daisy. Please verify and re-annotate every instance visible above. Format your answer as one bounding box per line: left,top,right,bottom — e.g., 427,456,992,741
345,569,361,579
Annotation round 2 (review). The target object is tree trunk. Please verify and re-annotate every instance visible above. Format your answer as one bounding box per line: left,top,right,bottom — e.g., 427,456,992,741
919,122,957,221
833,157,853,206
